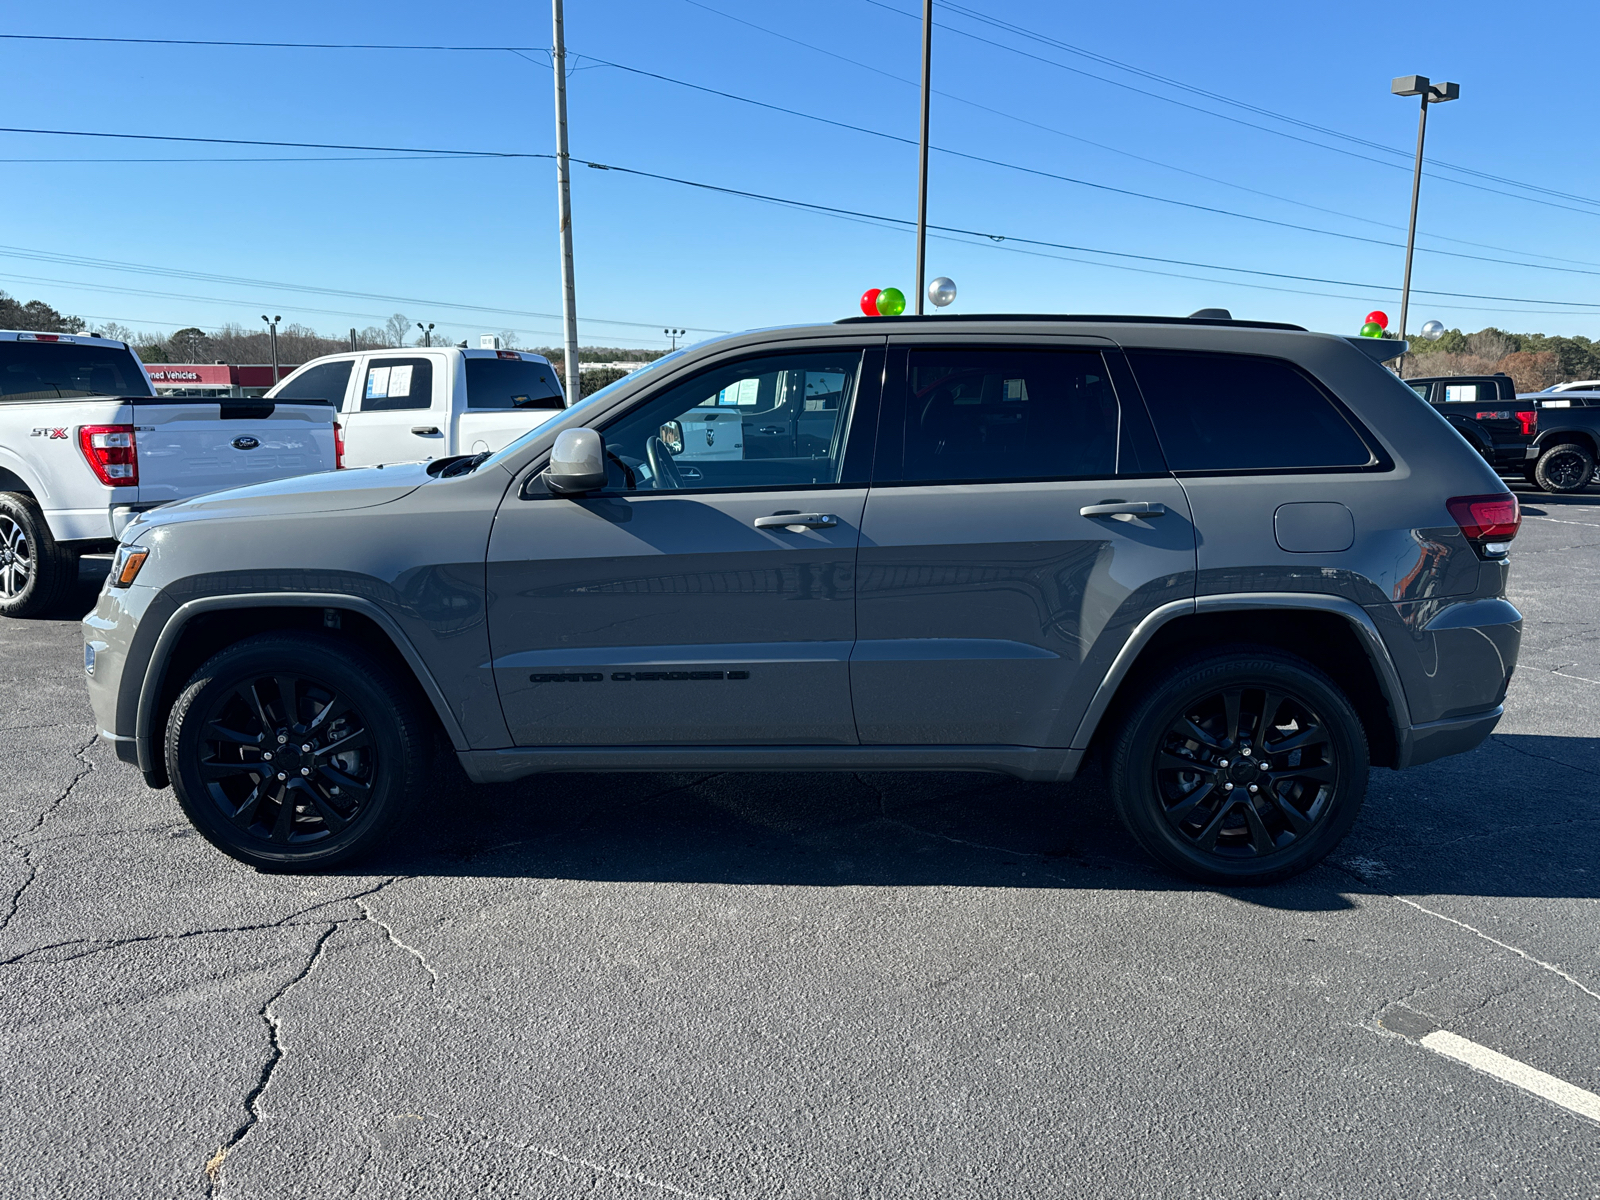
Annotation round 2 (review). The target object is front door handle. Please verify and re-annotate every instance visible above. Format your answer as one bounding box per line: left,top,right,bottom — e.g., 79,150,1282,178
411,425,441,436
1080,501,1167,519
754,512,839,530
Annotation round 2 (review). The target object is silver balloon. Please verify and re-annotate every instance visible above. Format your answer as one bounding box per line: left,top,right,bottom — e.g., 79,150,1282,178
1420,320,1446,342
927,276,957,308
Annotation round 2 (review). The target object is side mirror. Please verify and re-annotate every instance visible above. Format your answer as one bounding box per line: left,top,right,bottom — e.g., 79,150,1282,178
546,427,607,496
659,419,684,455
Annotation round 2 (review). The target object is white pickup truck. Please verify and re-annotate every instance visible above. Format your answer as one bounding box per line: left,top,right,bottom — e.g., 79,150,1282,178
0,330,336,617
265,346,565,468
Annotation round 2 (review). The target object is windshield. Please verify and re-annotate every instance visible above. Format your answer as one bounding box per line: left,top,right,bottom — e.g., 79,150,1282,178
0,342,153,401
482,348,690,468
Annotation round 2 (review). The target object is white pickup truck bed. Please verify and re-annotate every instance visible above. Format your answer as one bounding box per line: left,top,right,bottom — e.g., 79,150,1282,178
0,330,336,616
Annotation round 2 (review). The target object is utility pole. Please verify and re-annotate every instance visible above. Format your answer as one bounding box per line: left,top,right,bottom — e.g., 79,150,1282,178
261,314,281,384
552,0,580,406
1391,75,1459,346
349,327,357,352
913,0,933,315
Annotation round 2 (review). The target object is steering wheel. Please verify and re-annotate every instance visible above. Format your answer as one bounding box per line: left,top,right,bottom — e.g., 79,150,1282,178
645,435,685,490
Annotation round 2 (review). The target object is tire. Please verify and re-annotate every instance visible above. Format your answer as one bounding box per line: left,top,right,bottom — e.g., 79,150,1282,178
1533,443,1596,493
1108,648,1369,886
0,492,79,619
165,632,429,871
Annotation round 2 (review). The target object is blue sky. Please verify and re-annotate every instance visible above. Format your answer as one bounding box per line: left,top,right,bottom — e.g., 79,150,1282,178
2,0,1596,351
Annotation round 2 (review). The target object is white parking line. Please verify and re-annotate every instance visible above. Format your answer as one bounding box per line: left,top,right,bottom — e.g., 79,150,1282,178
1419,1030,1600,1124
1523,514,1600,528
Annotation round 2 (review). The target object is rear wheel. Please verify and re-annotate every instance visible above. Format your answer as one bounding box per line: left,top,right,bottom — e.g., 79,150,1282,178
0,492,78,619
1533,443,1596,493
165,632,429,870
1108,649,1369,885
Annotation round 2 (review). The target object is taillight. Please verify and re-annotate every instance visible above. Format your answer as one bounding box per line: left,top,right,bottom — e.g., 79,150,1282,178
333,420,346,469
1515,410,1537,436
1446,492,1520,559
78,424,138,487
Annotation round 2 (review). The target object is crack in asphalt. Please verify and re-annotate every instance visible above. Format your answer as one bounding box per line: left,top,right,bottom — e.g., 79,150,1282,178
356,897,438,986
0,731,97,937
1492,734,1600,779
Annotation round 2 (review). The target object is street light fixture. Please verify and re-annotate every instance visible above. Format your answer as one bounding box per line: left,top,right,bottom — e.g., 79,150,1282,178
664,328,686,351
1392,74,1459,349
416,322,435,347
261,315,281,384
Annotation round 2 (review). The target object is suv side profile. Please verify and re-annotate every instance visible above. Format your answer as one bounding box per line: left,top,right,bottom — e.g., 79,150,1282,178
84,315,1523,886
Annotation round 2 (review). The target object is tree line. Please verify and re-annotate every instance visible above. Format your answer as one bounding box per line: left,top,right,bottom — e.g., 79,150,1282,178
1402,327,1600,391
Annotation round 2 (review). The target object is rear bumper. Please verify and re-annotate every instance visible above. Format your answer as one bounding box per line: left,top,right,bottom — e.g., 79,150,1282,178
1398,707,1503,768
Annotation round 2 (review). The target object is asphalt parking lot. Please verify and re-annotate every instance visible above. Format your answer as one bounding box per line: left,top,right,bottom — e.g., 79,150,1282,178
1,485,1596,1199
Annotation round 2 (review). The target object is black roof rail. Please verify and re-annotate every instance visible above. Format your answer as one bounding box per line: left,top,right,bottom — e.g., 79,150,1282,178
832,313,1307,332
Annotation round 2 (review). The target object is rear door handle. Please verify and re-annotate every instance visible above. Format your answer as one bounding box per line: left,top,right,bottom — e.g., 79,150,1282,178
411,425,441,436
754,512,839,530
1080,501,1167,518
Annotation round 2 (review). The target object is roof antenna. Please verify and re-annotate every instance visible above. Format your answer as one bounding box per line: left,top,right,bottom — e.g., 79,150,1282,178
1188,308,1233,320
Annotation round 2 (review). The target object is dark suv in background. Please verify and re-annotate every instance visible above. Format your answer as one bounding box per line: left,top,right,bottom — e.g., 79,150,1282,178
1404,373,1538,476
84,314,1524,887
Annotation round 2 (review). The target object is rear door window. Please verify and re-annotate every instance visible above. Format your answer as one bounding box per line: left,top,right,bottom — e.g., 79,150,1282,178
1126,350,1376,473
360,357,434,412
465,357,564,409
274,360,352,407
891,348,1119,483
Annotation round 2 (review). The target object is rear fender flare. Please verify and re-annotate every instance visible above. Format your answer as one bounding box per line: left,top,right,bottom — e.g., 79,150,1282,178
1068,592,1412,756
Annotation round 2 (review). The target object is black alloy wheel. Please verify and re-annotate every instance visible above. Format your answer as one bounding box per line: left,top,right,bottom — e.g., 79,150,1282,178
1533,443,1596,494
167,633,428,869
1109,649,1369,885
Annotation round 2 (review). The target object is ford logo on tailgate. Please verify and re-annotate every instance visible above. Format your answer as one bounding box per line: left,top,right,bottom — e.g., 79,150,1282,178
231,435,260,451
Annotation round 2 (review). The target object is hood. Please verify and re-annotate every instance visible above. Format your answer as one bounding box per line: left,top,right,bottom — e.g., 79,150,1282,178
125,462,431,537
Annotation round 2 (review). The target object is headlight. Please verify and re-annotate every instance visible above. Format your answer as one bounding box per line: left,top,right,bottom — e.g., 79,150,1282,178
111,542,150,588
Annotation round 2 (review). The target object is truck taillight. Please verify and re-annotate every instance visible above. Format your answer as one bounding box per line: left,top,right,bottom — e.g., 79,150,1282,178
333,420,345,469
78,424,138,487
1446,492,1520,559
1515,410,1537,436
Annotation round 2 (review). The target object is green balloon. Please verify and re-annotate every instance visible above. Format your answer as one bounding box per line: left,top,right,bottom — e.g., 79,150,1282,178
1360,321,1384,338
876,287,906,316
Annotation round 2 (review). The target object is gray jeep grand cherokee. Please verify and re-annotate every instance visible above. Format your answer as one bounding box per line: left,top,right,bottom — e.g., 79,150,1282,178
82,314,1524,884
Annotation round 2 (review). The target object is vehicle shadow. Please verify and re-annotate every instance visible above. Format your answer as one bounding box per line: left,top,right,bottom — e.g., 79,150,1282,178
362,732,1600,913
25,555,111,624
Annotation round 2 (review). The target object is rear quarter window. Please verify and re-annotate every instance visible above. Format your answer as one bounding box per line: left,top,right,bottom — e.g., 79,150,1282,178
1126,349,1377,473
274,360,352,407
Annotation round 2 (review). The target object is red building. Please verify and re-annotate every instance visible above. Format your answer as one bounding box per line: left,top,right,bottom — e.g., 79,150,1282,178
144,364,282,398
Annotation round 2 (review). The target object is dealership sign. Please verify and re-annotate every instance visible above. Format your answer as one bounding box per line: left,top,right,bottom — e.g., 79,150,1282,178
146,364,234,385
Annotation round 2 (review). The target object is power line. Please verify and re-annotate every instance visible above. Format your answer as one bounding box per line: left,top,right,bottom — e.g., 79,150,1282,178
863,0,1600,215
0,125,537,158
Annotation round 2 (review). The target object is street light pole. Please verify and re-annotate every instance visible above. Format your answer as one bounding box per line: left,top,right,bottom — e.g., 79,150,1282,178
913,0,933,315
664,327,685,351
1391,75,1459,348
261,314,281,384
552,0,580,407
417,322,434,347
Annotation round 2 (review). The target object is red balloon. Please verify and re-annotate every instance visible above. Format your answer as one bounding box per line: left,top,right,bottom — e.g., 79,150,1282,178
1366,310,1389,329
860,288,882,317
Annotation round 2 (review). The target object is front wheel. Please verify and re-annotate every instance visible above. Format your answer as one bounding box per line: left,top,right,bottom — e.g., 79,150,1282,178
1533,443,1596,493
166,632,430,870
1108,649,1369,885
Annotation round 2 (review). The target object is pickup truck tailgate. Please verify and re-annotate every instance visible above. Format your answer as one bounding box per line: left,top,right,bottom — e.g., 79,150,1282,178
135,399,336,505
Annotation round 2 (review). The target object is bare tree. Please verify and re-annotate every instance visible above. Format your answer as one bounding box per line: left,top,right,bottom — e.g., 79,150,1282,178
1466,329,1516,363
384,313,411,348
498,329,520,349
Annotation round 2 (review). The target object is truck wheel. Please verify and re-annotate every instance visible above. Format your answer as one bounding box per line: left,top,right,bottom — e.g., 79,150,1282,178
1533,443,1596,493
1108,648,1369,886
0,492,79,619
165,632,429,871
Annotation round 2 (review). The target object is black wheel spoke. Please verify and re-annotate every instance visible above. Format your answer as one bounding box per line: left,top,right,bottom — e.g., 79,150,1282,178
317,764,371,794
1221,689,1243,744
275,676,300,729
229,782,269,829
1175,716,1222,749
1193,800,1237,851
1164,780,1216,825
240,681,274,733
269,784,295,843
1273,763,1336,787
1256,690,1285,741
1240,802,1277,855
205,721,260,748
200,760,260,780
308,694,350,731
1156,750,1206,774
1264,724,1327,755
304,789,349,833
1269,793,1314,837
314,727,371,757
